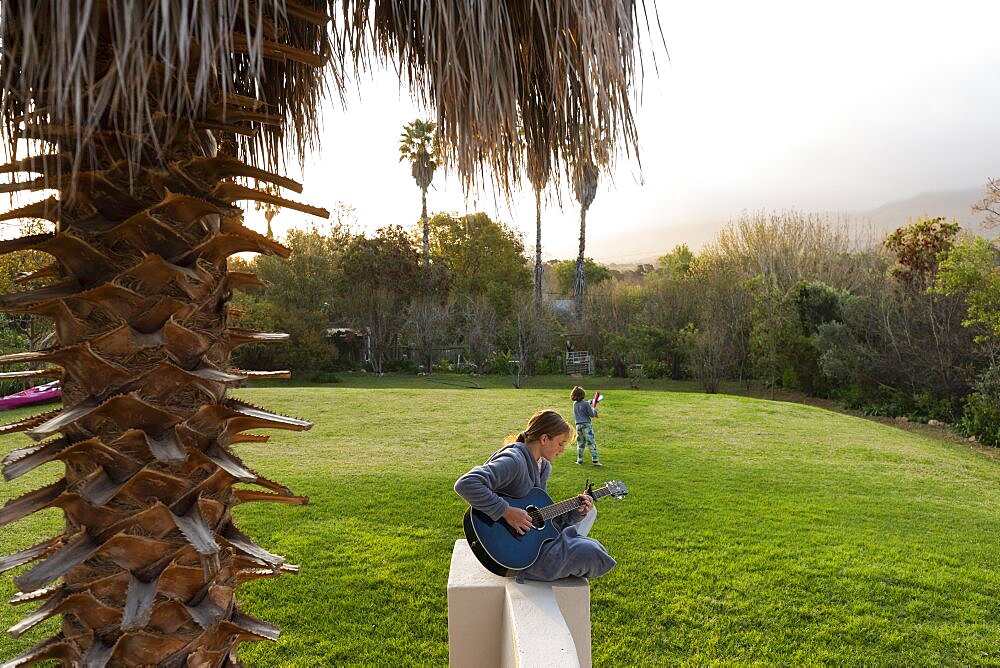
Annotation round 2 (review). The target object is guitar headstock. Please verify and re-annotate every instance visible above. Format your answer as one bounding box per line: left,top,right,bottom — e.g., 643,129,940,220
603,480,628,499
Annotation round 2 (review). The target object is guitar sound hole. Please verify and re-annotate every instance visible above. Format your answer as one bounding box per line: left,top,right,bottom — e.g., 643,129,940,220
527,506,544,529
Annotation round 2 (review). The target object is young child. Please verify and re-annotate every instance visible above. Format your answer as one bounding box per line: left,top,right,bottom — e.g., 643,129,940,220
571,386,602,466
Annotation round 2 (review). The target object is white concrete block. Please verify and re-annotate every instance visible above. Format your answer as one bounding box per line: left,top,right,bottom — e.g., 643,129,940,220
448,539,592,668
552,578,592,668
448,540,507,668
503,581,580,667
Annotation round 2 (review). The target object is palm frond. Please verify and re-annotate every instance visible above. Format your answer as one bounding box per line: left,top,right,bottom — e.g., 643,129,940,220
0,0,339,183
347,0,651,191
1,0,654,194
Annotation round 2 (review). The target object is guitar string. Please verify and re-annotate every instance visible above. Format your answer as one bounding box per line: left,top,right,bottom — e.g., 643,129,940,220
537,486,614,521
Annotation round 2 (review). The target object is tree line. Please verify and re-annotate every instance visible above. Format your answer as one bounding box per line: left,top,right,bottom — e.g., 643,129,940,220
580,206,1000,448
2,196,997,449
225,191,1000,448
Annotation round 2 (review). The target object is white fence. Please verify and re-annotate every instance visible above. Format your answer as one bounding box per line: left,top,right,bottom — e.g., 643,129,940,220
565,351,593,375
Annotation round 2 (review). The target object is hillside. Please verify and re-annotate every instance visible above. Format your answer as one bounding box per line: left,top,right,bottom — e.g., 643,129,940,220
588,187,994,266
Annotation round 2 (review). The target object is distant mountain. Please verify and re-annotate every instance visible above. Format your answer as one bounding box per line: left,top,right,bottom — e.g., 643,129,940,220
856,188,991,237
586,187,994,266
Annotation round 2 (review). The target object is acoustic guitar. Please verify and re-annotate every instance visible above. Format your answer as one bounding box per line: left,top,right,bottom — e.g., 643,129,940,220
462,480,628,576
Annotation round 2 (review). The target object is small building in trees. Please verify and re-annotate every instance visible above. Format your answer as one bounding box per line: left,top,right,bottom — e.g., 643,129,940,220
325,326,370,366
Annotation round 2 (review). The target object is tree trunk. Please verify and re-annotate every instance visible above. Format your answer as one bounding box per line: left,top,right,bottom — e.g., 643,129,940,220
422,188,430,266
575,205,589,321
0,132,318,667
534,189,543,309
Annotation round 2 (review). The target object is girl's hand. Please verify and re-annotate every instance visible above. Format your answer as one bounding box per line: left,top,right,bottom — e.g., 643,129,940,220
577,493,594,516
503,506,534,535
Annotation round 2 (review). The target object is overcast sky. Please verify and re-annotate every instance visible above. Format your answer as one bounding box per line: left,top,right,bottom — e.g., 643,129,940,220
250,1,999,262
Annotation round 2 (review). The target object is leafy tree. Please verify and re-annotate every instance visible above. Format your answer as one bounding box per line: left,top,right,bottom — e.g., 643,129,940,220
714,210,873,292
428,212,531,319
642,256,701,378
880,218,974,410
553,258,612,296
512,293,556,377
884,217,960,287
400,119,439,265
932,236,1000,343
748,277,798,398
958,363,1000,446
234,225,352,371
685,255,753,391
627,324,693,379
0,220,55,355
585,280,646,376
816,270,978,421
774,281,848,396
657,244,695,278
932,235,1000,445
792,280,846,335
337,226,422,374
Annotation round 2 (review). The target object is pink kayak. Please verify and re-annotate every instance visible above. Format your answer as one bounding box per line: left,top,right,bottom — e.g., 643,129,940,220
0,380,61,411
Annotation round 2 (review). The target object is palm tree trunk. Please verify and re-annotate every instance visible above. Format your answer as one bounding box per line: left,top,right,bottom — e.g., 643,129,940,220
575,205,589,321
534,189,543,309
421,188,430,266
0,133,316,666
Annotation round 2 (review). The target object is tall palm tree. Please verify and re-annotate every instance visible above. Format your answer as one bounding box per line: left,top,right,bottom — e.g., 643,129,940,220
572,144,606,322
525,144,552,310
0,2,652,664
399,120,439,266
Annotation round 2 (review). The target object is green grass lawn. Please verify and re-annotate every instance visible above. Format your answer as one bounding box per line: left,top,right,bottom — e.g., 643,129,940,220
2,376,999,665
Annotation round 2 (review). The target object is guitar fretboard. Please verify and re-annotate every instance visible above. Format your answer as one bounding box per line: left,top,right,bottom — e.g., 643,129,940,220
537,486,614,521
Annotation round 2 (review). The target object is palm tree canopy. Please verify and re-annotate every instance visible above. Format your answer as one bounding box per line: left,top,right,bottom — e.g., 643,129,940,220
399,119,438,191
1,0,653,193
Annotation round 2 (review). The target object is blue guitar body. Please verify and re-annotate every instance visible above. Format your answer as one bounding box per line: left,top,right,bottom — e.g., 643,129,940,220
463,487,559,577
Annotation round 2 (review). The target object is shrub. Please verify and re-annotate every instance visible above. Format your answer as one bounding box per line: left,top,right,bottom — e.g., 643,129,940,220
383,358,419,373
782,333,830,396
483,352,515,375
957,364,1000,446
642,360,669,378
532,353,564,375
0,326,28,396
834,384,961,423
433,359,454,373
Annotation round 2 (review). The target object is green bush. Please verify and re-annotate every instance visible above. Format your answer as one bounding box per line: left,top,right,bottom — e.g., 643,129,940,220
432,359,454,373
0,326,28,397
780,333,830,396
910,391,963,423
483,352,515,375
642,360,669,378
835,384,961,423
958,364,1000,446
532,353,564,375
791,280,845,335
383,359,418,373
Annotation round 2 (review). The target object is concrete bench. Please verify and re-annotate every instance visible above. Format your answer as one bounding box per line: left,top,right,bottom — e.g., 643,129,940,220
447,539,591,667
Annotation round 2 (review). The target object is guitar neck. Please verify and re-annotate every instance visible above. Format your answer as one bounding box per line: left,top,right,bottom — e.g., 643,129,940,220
538,486,614,522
